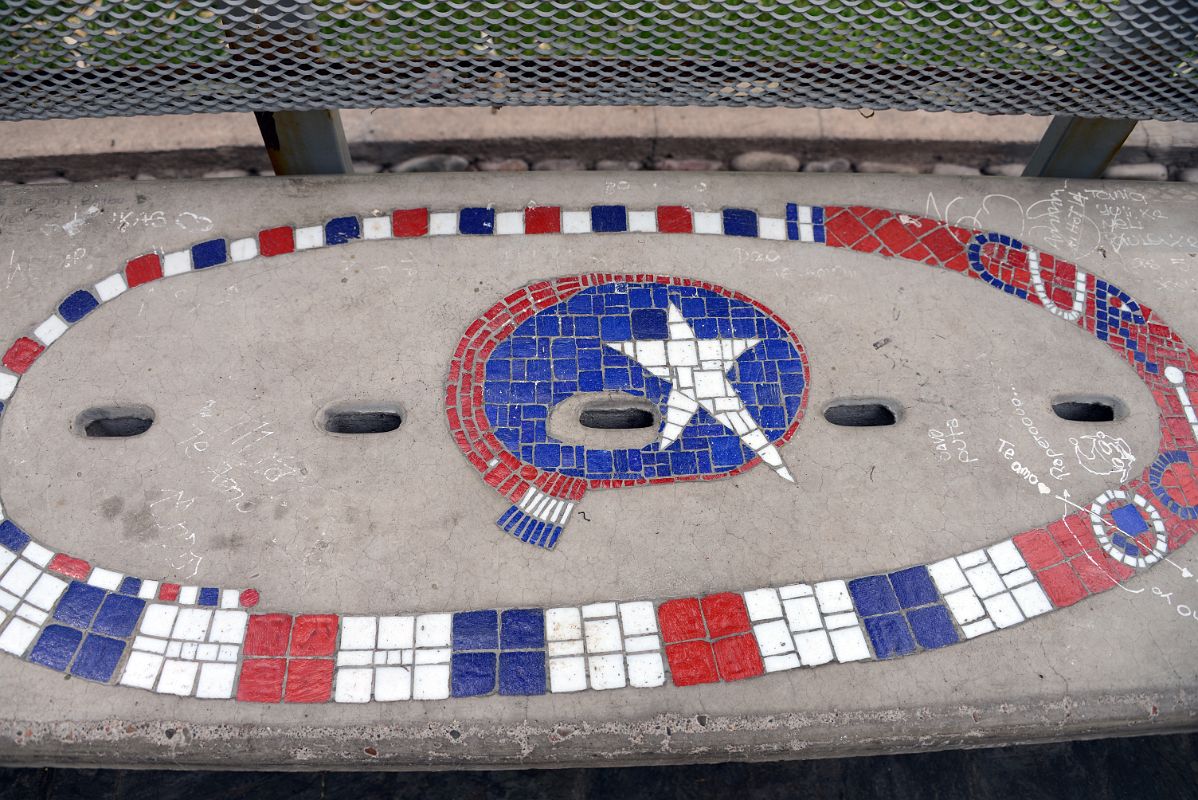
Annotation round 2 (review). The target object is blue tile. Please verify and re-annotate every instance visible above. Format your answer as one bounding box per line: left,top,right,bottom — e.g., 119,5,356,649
863,613,916,659
453,609,498,650
71,634,125,682
58,289,98,323
907,605,959,649
888,566,938,609
117,576,142,596
849,575,900,617
451,652,496,697
191,238,228,269
499,651,546,695
722,208,758,237
198,587,220,607
0,520,30,552
29,625,82,671
92,594,145,638
53,581,105,628
590,205,627,233
501,608,545,650
325,216,361,245
1112,504,1150,535
459,207,495,235
631,308,668,338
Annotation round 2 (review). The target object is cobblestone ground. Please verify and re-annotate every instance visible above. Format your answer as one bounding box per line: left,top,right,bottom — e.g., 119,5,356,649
0,734,1194,799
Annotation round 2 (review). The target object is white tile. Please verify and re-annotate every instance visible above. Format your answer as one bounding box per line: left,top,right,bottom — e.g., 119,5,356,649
162,250,192,276
0,550,13,574
814,580,853,613
94,273,128,302
374,666,411,701
829,627,871,662
137,580,159,600
337,650,373,667
375,651,390,665
582,602,617,619
415,613,451,648
0,559,40,596
362,216,391,240
987,539,1026,574
623,634,659,652
1003,568,1034,588
783,596,822,632
753,620,795,657
944,588,986,624
983,593,1024,628
208,610,248,644
195,662,237,699
823,611,858,630
165,641,181,658
140,604,178,638
798,223,815,242
133,635,167,654
588,653,626,690
549,656,587,693
171,607,213,641
958,549,988,568
33,315,68,346
414,647,450,665
584,618,622,654
156,660,199,695
180,642,198,660
693,211,722,234
965,564,1006,598
87,567,122,591
16,604,45,625
24,573,66,610
758,217,787,240
618,601,657,636
0,372,16,401
1012,582,1053,617
220,589,240,609
494,211,524,235
0,618,38,655
927,558,969,594
427,212,457,236
340,616,377,650
378,615,414,649
778,583,813,599
334,667,373,703
178,586,198,605
546,607,582,641
120,651,164,689
412,663,450,700
0,590,17,611
794,629,835,666
764,653,801,672
962,618,996,638
626,651,665,687
295,225,324,249
743,588,783,621
628,210,657,233
230,237,258,261
548,640,584,657
561,210,591,234
218,644,239,662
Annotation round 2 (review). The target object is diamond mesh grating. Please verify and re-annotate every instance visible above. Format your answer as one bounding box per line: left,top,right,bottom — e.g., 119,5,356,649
2,1,1196,122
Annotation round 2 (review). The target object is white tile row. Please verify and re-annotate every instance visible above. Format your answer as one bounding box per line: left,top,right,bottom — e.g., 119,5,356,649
546,600,665,692
0,544,67,658
744,580,872,671
333,613,453,702
929,540,1052,638
119,605,248,697
1028,248,1086,322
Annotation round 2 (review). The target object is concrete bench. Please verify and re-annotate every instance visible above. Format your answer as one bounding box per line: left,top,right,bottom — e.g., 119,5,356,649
0,172,1193,767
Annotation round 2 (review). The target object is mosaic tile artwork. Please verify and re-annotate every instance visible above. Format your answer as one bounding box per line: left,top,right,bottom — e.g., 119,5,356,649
0,200,1194,705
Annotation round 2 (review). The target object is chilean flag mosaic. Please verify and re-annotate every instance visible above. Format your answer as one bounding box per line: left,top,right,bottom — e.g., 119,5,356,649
0,199,1194,704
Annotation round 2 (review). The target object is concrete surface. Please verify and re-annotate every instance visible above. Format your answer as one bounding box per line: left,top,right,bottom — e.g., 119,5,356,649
0,174,1194,768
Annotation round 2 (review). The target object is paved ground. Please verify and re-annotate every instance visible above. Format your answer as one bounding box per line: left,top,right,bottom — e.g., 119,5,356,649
1,733,1195,799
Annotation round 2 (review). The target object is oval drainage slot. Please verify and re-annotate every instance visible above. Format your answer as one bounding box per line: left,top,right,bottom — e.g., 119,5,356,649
1052,397,1122,423
75,406,155,438
579,407,655,430
320,404,403,435
824,402,897,427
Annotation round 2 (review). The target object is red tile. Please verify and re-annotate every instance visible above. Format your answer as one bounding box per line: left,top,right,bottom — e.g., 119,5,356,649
290,614,338,657
657,597,706,643
125,253,163,287
700,592,751,638
877,219,918,255
392,208,429,238
236,658,286,703
664,641,719,687
2,337,43,374
656,206,693,233
920,226,967,263
48,554,89,580
258,226,295,256
1047,517,1094,557
284,659,334,703
1071,555,1132,593
713,633,765,681
244,613,293,657
524,206,561,234
238,588,261,608
1014,529,1063,570
157,583,180,602
1161,462,1198,506
1037,563,1088,608
825,211,868,248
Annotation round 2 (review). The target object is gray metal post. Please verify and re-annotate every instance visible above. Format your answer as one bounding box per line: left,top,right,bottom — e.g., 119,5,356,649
255,109,353,176
1021,116,1138,179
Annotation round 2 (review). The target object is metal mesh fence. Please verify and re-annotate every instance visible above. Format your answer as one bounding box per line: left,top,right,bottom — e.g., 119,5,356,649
2,1,1196,122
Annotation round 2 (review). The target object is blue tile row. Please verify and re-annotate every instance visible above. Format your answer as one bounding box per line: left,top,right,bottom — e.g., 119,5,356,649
27,578,148,683
967,233,1029,300
450,608,547,697
849,566,959,659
